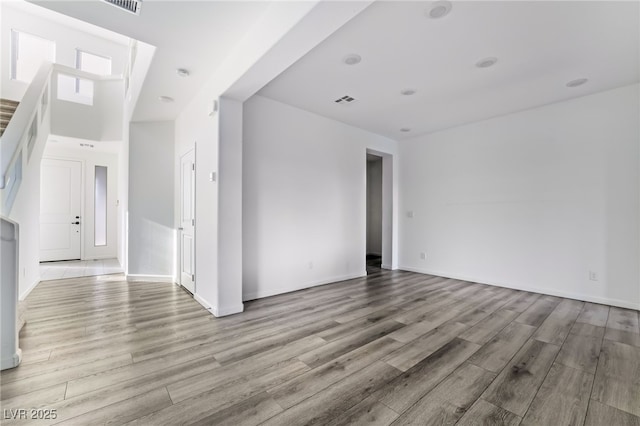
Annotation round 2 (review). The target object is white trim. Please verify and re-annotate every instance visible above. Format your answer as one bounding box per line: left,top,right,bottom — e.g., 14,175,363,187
193,293,244,318
381,264,394,270
243,271,367,301
125,274,173,283
194,292,212,310
212,304,244,317
366,148,396,271
19,275,40,301
1,348,22,370
400,266,640,311
81,254,118,260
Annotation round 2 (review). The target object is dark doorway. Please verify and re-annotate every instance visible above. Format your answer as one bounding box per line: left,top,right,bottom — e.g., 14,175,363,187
366,154,383,273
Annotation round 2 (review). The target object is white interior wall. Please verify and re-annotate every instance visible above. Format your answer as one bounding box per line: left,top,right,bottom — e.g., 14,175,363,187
50,76,124,141
10,88,51,300
366,156,383,256
0,4,128,102
242,95,398,300
128,121,175,279
118,41,155,272
174,97,220,309
216,97,244,315
42,143,119,260
173,0,375,316
399,83,640,309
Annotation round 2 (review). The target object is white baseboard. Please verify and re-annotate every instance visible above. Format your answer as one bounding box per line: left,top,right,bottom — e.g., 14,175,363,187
399,265,640,311
1,348,22,371
212,304,244,317
194,293,213,311
193,293,244,317
81,254,118,261
381,264,395,270
125,274,174,283
20,276,40,301
243,271,367,301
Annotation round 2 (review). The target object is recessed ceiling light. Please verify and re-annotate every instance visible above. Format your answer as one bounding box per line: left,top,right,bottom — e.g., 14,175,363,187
343,54,362,66
400,89,417,96
566,78,588,88
427,1,452,19
159,96,174,103
400,128,412,133
176,68,190,77
475,57,498,68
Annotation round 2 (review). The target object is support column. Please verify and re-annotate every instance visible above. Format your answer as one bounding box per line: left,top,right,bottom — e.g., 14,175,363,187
215,97,244,316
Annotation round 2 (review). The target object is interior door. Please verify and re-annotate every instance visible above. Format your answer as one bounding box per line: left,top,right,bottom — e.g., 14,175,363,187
180,150,196,293
40,158,82,261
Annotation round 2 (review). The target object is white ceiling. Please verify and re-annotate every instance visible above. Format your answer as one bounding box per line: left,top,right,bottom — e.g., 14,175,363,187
259,1,640,140
29,0,272,121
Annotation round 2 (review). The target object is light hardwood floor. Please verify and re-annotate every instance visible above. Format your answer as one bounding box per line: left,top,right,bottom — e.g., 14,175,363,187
2,269,639,425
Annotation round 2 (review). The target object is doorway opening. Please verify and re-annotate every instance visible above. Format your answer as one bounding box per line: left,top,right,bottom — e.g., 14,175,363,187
179,148,196,294
365,148,394,273
366,154,383,273
38,139,123,281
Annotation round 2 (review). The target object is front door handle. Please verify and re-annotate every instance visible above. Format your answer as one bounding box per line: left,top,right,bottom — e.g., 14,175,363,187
72,221,80,225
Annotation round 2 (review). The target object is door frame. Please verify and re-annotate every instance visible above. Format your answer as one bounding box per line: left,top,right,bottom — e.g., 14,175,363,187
40,157,86,261
366,148,397,270
178,147,196,293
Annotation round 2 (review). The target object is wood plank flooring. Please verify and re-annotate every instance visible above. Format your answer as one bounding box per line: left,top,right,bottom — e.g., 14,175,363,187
2,269,639,425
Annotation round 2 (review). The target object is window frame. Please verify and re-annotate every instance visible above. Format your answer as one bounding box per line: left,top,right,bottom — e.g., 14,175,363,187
10,29,56,83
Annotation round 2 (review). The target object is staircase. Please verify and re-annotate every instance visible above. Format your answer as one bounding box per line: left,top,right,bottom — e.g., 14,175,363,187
0,99,19,138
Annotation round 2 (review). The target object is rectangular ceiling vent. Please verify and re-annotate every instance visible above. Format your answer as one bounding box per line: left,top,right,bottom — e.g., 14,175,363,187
103,0,141,15
334,95,357,105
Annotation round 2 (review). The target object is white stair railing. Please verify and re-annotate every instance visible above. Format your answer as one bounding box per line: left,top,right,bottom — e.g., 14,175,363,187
0,61,53,216
0,62,123,216
0,62,124,371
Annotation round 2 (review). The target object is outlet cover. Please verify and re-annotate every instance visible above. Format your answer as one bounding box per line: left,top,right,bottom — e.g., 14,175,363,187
420,252,426,260
589,271,598,281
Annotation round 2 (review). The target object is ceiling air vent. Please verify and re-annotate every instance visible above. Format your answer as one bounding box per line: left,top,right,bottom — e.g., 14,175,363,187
103,0,142,15
334,95,357,105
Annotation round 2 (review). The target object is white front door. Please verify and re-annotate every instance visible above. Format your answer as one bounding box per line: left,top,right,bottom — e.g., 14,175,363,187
180,150,196,293
40,158,82,261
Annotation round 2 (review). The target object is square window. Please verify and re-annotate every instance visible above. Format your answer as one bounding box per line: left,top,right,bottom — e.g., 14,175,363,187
76,49,112,75
57,74,93,105
10,30,55,83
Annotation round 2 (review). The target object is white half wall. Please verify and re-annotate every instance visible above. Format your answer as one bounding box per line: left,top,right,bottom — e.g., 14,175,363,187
128,121,175,277
50,76,124,142
242,95,398,301
10,96,51,300
399,84,640,309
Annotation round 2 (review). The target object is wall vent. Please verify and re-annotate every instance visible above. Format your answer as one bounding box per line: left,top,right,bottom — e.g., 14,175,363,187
103,0,141,15
334,95,357,105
